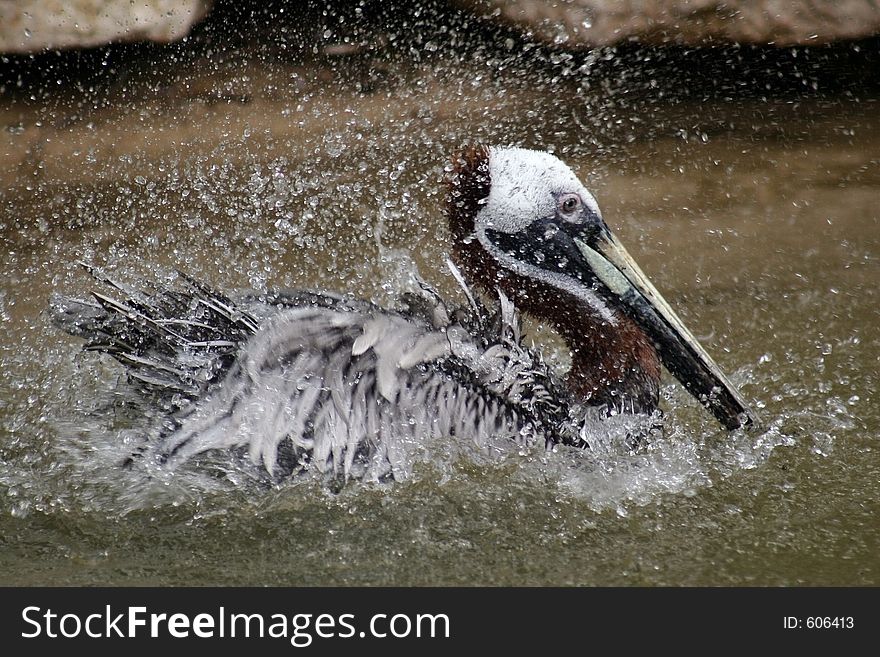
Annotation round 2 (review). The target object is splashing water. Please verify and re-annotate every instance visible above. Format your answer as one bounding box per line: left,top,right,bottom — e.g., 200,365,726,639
0,7,876,584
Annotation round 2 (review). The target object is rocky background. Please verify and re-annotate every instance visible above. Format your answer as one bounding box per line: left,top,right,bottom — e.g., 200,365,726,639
0,0,211,53
2,0,879,54
451,0,880,48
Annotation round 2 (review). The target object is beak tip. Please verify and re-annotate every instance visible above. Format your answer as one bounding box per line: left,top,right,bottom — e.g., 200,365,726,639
740,408,764,433
704,385,762,432
722,404,763,433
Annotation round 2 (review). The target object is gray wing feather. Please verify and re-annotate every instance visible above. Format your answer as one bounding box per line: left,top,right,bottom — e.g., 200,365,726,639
141,304,538,481
52,267,563,483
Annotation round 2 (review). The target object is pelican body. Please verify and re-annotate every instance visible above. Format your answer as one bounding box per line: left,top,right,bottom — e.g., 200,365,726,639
51,146,759,483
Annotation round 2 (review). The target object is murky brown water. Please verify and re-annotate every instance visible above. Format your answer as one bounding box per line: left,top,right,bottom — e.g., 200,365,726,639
1,30,878,585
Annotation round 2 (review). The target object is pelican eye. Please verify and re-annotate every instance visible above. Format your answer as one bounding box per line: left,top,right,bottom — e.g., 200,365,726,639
559,194,581,215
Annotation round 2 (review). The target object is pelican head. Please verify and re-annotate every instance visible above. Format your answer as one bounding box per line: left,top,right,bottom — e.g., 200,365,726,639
447,145,758,430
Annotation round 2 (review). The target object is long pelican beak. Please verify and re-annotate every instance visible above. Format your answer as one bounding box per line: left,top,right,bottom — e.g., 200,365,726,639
575,228,760,430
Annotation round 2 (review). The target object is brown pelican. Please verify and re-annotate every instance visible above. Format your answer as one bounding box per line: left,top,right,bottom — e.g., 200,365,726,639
50,145,759,484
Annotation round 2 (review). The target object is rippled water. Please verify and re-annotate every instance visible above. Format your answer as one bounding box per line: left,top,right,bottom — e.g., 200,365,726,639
1,21,878,584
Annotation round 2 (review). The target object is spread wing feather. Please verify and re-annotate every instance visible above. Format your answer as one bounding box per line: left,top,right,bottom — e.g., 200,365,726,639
50,265,567,482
